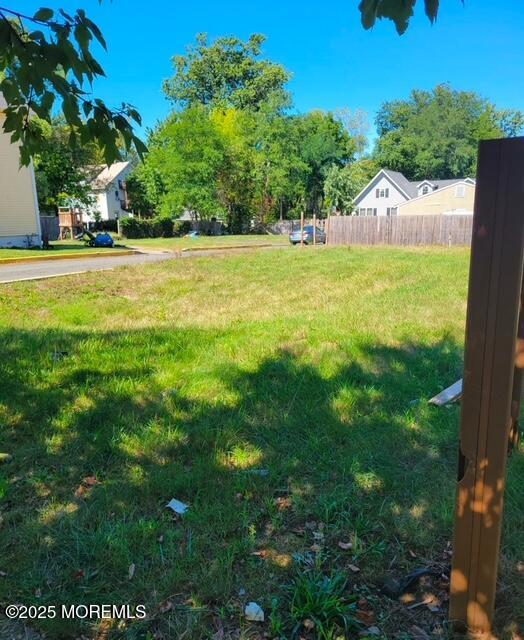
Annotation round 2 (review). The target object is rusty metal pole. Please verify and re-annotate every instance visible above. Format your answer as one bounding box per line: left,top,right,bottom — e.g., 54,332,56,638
450,136,524,636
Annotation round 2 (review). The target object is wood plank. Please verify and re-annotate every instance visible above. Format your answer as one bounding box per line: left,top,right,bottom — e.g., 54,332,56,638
449,136,524,635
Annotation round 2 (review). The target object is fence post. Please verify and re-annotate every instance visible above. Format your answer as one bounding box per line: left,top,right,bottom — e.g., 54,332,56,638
449,136,524,635
300,210,304,247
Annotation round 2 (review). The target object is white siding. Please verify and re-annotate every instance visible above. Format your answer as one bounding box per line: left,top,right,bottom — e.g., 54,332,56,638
0,112,41,247
354,175,409,217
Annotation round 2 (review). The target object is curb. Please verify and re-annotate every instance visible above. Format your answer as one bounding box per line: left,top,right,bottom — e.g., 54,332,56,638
0,249,137,266
180,243,287,253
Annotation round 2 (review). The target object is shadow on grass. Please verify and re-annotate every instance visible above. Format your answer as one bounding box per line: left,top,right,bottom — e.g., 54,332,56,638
0,327,522,638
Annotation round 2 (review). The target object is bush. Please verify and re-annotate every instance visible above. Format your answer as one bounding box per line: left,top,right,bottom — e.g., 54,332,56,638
173,220,192,236
120,216,176,239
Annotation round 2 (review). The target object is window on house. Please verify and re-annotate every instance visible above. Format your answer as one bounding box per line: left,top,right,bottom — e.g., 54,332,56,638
375,188,380,198
391,207,398,216
422,185,429,195
385,188,389,197
455,185,466,198
373,208,377,216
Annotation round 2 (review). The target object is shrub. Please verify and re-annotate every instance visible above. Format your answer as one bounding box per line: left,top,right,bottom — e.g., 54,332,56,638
173,220,192,236
120,216,176,239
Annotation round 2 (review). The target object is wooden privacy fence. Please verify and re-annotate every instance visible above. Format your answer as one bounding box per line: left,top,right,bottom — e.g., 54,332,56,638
327,214,473,247
39,215,59,241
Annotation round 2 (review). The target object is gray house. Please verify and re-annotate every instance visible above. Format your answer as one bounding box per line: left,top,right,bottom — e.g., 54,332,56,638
353,169,475,217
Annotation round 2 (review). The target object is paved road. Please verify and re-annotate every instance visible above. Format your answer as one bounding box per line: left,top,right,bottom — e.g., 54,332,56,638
0,252,175,283
0,245,289,283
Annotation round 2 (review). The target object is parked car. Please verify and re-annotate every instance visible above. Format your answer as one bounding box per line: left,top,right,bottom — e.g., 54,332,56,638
289,225,326,245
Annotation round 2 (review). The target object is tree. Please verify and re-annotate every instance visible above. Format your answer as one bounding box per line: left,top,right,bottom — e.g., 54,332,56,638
0,5,145,164
163,33,291,111
324,159,379,214
373,85,524,180
145,106,228,220
358,0,457,34
295,111,356,215
32,118,99,213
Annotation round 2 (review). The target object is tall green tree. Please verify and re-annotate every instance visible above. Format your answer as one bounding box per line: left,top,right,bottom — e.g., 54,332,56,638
163,33,291,111
324,158,378,214
373,85,524,180
0,5,144,164
145,106,228,220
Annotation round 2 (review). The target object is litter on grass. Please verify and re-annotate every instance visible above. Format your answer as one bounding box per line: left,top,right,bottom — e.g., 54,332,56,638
428,378,462,406
166,498,189,515
244,602,264,622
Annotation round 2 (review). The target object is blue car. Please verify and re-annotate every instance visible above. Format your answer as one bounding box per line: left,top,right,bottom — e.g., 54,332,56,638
289,225,326,245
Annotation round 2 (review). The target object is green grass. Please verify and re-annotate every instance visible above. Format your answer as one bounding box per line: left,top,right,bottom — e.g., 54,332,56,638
0,246,522,639
0,241,126,260
124,234,289,251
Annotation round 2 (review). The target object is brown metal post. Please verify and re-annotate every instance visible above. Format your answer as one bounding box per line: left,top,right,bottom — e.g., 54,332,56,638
450,137,524,635
300,210,304,247
313,213,316,245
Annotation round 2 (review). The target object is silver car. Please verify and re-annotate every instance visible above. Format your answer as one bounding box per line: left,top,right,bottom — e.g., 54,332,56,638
289,225,326,245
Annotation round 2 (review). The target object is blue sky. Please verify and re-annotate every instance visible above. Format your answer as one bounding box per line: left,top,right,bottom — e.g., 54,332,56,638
22,0,524,139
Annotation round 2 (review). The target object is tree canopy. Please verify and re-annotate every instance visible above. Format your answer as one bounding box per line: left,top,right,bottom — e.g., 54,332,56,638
373,85,524,180
163,33,291,111
0,5,145,164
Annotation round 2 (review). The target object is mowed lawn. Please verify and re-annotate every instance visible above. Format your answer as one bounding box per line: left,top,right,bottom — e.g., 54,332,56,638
0,247,522,639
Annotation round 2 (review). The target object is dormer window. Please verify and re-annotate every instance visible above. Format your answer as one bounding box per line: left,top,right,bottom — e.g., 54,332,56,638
422,185,429,195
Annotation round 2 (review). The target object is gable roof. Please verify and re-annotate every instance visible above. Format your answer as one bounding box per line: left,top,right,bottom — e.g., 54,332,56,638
89,161,131,191
382,169,418,199
354,168,476,206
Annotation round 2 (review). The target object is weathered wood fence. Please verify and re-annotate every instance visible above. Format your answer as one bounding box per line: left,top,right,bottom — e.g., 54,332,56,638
39,215,59,241
327,214,473,247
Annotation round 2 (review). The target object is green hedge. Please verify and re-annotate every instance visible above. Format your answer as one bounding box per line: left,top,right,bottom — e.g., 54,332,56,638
121,215,177,239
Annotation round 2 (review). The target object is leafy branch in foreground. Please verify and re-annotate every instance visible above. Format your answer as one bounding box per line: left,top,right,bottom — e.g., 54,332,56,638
359,0,464,35
0,5,146,164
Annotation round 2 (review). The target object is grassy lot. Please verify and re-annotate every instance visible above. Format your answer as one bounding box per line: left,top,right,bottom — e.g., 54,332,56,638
0,241,127,260
124,234,289,251
0,247,522,639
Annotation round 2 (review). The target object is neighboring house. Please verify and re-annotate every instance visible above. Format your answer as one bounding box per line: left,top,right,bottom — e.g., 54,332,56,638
0,95,42,248
84,161,133,225
353,168,476,217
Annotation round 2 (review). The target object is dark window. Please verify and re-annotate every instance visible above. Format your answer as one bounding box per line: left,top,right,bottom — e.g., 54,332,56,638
385,188,389,197
375,188,380,198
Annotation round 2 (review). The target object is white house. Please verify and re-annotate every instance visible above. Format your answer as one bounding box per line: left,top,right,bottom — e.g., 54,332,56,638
353,169,475,217
84,161,133,225
0,95,42,248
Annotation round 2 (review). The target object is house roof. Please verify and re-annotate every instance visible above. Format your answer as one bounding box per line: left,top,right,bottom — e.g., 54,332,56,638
397,179,476,208
90,161,130,191
382,169,418,199
354,168,476,206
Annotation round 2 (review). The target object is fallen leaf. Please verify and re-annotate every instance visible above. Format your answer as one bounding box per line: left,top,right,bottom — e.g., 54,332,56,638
338,541,353,550
83,476,97,487
275,496,292,511
128,563,136,580
356,609,376,626
303,618,315,631
310,544,322,553
251,549,270,560
73,569,85,581
517,561,524,573
348,564,360,573
159,599,173,613
408,549,417,558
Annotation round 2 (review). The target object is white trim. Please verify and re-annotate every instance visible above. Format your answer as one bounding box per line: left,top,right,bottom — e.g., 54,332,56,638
29,158,43,246
416,180,435,189
397,180,474,208
353,169,412,204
